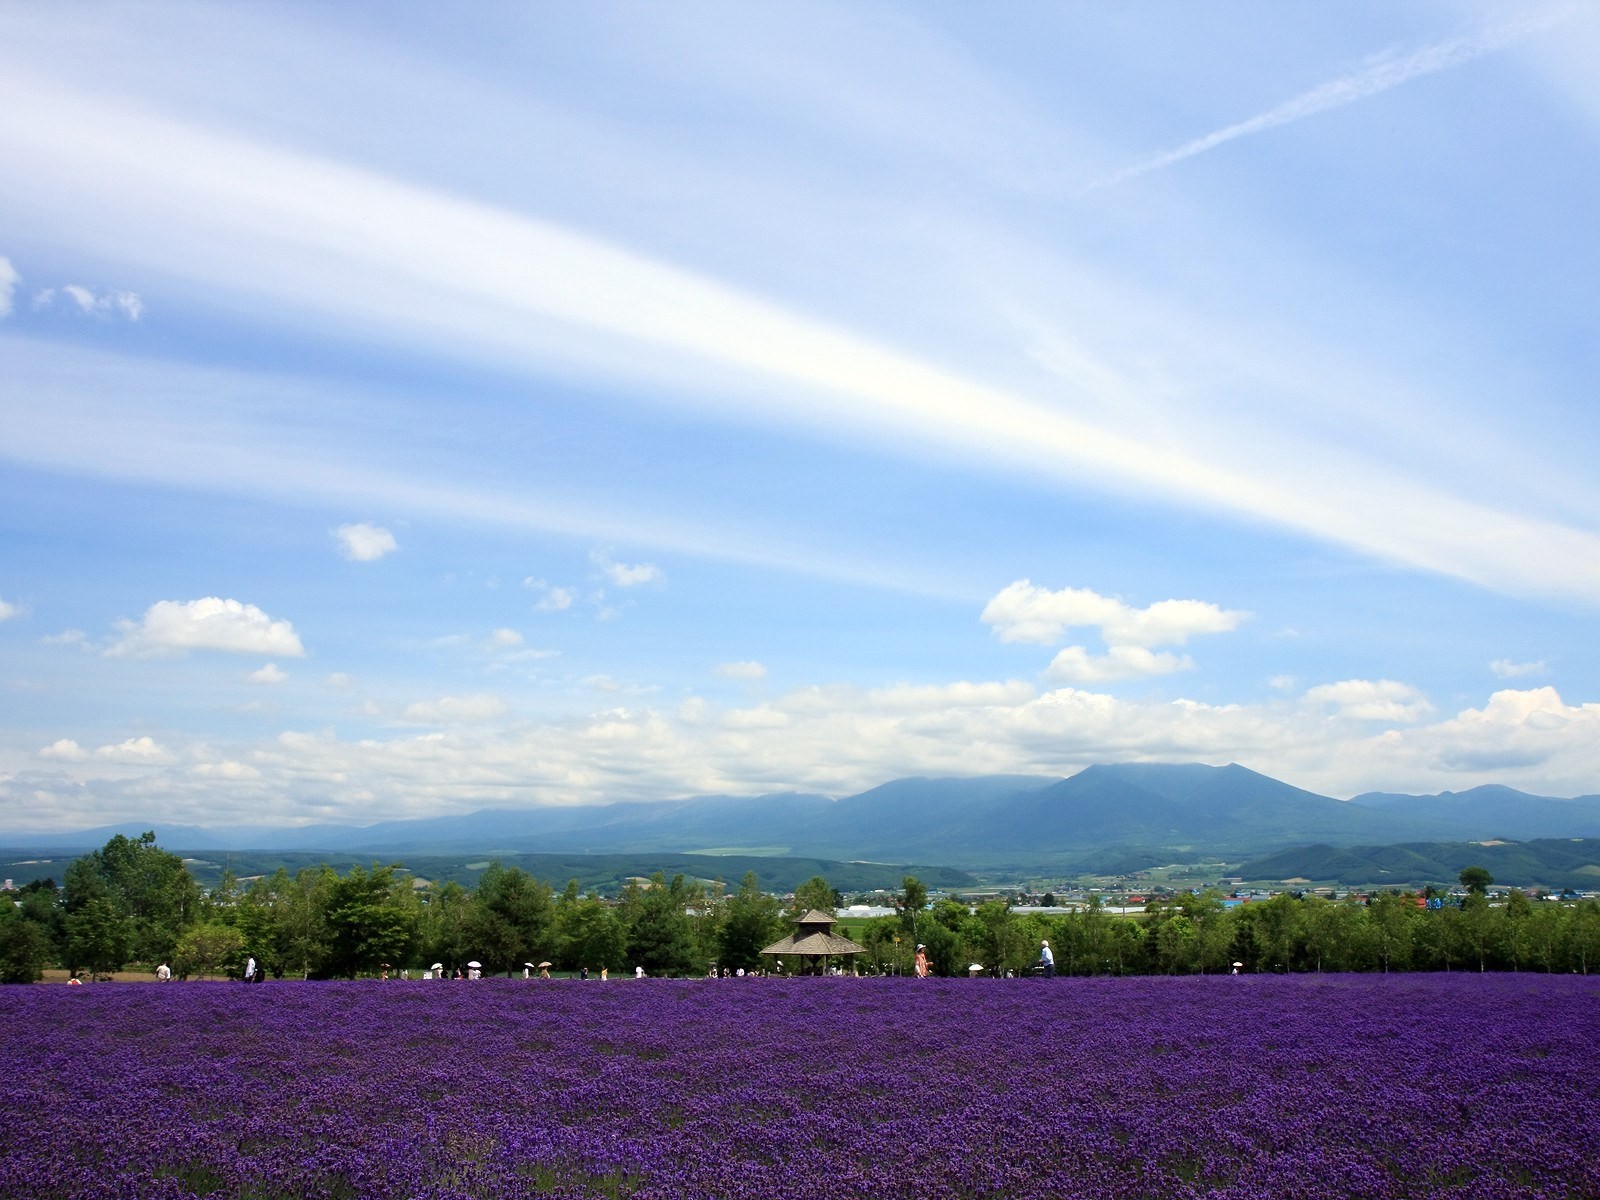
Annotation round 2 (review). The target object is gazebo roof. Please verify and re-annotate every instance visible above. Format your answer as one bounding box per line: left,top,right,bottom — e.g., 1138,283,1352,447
761,930,865,957
761,906,865,958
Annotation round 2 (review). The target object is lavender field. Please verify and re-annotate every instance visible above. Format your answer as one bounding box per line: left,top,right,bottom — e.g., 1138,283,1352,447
3,974,1596,1200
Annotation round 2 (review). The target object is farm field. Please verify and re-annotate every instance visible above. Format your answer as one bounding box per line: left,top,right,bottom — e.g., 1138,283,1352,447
2,974,1596,1200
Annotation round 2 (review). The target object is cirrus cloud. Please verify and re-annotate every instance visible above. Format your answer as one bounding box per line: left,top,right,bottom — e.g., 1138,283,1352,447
107,597,306,658
0,255,17,317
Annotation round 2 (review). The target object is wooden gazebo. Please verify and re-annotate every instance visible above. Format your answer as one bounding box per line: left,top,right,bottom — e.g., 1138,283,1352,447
761,909,866,975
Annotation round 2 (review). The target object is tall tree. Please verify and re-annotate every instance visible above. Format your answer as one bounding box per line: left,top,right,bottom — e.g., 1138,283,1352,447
469,863,554,975
0,904,55,983
62,832,199,968
318,864,418,979
898,876,927,944
623,873,698,977
790,875,838,918
717,871,784,972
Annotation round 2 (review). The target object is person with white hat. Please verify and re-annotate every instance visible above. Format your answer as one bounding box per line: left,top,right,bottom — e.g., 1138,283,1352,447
1037,939,1055,978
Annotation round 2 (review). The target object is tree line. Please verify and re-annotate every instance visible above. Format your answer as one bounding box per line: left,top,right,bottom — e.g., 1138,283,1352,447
4,834,1599,982
878,871,1600,978
0,832,828,982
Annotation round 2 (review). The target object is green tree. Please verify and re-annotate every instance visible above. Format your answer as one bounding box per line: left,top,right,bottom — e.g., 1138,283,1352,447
64,897,132,978
1251,893,1304,972
969,899,1030,975
717,872,785,973
418,879,475,974
318,864,418,978
1458,865,1493,896
1563,900,1600,974
469,863,554,975
63,832,200,965
898,876,927,941
1368,892,1416,973
790,875,838,918
0,904,55,983
172,922,245,979
1518,901,1565,973
916,916,961,978
857,915,903,975
565,893,628,974
622,873,698,977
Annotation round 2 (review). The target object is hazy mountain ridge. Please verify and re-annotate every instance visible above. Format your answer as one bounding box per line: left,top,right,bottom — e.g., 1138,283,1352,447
9,764,1600,866
1235,839,1600,891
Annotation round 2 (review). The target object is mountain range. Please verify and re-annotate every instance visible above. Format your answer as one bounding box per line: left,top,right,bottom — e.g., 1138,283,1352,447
10,763,1600,870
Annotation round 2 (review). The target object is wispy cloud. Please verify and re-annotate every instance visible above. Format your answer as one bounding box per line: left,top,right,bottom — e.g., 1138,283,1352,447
34,283,143,319
1087,10,1571,192
4,70,1600,605
0,255,17,317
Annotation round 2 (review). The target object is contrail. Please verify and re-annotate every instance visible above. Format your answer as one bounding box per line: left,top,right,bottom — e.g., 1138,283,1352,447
1085,9,1570,192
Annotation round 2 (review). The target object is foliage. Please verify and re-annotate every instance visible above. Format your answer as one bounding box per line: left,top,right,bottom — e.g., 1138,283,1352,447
61,832,200,967
716,872,785,972
0,904,55,983
172,921,245,979
621,873,700,977
468,863,555,976
316,864,419,979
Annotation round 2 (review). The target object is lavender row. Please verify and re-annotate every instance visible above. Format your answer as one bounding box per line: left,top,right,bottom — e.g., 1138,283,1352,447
3,973,1595,1199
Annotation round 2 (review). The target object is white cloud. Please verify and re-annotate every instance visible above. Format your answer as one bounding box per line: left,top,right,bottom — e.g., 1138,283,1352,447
524,579,575,611
334,522,397,562
6,81,1600,607
190,760,261,780
1087,10,1569,191
714,660,768,680
37,738,87,762
108,597,306,658
0,256,17,317
19,677,1600,829
591,548,662,587
1269,674,1298,691
488,628,523,648
34,281,144,319
94,735,173,763
1303,679,1434,723
42,629,87,647
399,693,509,725
248,662,288,685
1046,645,1194,684
324,672,355,689
0,596,23,621
1490,658,1547,679
981,580,1247,649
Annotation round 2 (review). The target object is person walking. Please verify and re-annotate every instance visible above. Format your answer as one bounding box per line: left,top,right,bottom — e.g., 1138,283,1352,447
1038,940,1055,978
914,944,929,978
244,955,257,984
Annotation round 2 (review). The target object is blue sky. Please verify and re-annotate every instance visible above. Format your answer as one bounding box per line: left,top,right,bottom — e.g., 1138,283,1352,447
4,1,1600,832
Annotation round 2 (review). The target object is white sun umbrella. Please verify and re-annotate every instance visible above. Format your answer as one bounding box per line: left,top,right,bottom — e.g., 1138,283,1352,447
431,963,444,971
467,960,482,968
